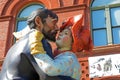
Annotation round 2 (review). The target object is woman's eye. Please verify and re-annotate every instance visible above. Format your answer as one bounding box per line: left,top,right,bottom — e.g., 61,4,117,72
65,32,68,35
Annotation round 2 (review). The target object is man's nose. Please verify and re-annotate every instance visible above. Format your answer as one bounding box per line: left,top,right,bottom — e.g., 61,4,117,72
59,32,62,36
55,25,59,31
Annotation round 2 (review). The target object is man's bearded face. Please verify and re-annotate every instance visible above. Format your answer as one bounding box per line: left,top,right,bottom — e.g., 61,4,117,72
42,16,58,42
42,29,58,42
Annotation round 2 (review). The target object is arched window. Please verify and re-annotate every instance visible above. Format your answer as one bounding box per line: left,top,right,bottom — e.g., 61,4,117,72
91,0,120,47
16,4,44,31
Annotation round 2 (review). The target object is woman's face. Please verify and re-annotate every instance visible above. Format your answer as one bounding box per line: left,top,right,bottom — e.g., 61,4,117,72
56,28,73,49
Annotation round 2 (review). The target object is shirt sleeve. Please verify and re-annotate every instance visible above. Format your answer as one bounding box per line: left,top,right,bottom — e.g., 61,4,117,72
33,52,74,76
29,30,46,54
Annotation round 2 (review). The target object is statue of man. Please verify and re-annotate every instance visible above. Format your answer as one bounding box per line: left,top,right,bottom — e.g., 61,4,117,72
0,8,60,80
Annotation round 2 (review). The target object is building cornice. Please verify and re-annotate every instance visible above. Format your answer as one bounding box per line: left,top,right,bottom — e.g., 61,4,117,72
0,15,13,22
52,4,87,13
76,44,120,58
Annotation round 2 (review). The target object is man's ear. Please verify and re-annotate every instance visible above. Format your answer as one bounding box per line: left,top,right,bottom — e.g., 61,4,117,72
35,16,43,31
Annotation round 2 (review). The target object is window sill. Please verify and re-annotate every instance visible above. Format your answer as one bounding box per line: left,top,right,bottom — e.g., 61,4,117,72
76,44,120,58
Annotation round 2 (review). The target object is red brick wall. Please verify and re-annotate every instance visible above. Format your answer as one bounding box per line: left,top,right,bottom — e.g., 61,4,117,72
0,16,13,58
0,21,8,58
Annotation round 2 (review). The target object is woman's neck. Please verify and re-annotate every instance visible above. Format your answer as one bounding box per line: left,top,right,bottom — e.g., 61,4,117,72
58,47,71,51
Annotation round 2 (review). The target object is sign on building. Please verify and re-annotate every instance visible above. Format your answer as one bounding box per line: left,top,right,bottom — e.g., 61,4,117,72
88,54,120,78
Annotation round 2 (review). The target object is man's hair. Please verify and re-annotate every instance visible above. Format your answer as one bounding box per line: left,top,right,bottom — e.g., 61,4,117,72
27,8,58,29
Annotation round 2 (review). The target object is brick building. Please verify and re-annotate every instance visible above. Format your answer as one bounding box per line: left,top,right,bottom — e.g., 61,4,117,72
0,0,120,80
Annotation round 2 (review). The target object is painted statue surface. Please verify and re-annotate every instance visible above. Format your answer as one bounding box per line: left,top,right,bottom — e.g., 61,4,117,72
0,8,93,80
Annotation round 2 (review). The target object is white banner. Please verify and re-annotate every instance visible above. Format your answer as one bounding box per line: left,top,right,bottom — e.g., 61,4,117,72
88,54,120,78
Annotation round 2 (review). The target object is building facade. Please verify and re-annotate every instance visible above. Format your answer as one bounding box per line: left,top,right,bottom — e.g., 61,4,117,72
0,0,120,80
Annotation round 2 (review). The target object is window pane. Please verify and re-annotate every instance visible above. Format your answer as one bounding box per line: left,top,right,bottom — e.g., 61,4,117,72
93,30,107,46
92,0,120,7
113,28,120,44
92,10,106,29
17,4,44,31
19,4,44,18
17,21,27,31
110,7,120,26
